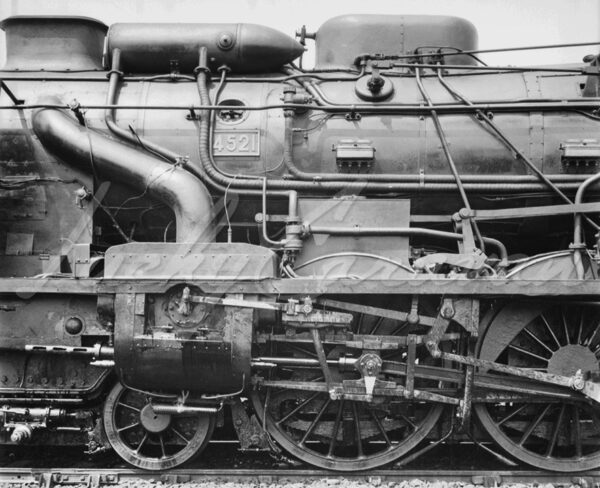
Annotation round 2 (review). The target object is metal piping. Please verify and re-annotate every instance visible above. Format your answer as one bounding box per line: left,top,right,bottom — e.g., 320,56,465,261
572,172,600,278
435,66,600,260
434,68,600,225
304,224,508,262
281,109,585,184
196,67,586,193
32,96,215,243
106,49,301,245
1,100,600,114
101,51,593,197
414,67,485,252
573,172,600,246
106,48,181,164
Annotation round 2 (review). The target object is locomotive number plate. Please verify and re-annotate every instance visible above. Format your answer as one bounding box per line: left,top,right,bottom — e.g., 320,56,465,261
213,130,260,156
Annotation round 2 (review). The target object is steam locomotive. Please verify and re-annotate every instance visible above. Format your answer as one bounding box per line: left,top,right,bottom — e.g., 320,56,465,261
1,12,600,472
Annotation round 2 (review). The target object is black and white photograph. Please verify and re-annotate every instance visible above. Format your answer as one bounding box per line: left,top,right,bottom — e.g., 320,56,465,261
0,0,599,485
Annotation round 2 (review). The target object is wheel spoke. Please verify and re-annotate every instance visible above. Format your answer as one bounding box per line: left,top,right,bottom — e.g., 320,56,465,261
399,413,417,430
391,321,410,336
356,313,364,334
519,404,551,446
582,404,600,433
577,310,584,345
117,421,140,433
276,392,321,425
370,316,385,335
117,402,140,412
171,426,191,445
540,314,561,349
135,432,148,454
352,402,364,458
496,403,529,426
159,434,166,459
585,320,600,348
545,404,565,457
369,409,392,446
562,310,571,345
299,398,331,445
328,400,345,457
508,344,550,362
523,327,555,354
573,405,582,457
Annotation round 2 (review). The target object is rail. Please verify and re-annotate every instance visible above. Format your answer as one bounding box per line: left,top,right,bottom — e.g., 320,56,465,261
0,467,599,487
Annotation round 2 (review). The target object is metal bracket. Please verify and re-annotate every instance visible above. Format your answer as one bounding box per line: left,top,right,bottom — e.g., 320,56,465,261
230,398,269,450
344,107,362,121
405,334,417,398
425,298,479,347
459,215,477,254
354,352,383,400
186,107,201,120
452,298,480,336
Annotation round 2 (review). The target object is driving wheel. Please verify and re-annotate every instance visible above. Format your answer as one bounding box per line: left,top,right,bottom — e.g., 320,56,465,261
475,303,600,471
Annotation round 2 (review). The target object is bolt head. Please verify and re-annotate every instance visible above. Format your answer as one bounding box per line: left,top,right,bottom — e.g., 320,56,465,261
218,32,235,50
64,317,83,335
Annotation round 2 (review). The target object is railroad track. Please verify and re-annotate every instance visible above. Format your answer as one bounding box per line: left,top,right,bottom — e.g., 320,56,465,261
0,468,599,488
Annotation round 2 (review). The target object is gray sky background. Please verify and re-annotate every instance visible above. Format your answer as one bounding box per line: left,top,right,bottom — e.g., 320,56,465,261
0,0,599,68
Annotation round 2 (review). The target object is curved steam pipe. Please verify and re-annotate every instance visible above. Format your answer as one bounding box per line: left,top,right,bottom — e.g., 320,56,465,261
32,96,215,243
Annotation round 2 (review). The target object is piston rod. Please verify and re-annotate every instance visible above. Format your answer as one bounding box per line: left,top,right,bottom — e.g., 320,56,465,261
151,404,219,415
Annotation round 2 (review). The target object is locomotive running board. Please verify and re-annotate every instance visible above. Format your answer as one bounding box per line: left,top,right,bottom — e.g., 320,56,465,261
3,276,600,296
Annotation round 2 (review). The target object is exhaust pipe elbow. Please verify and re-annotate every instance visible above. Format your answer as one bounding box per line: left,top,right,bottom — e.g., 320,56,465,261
32,96,215,243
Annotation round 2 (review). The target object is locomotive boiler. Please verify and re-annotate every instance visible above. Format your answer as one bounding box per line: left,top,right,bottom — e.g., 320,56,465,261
2,12,600,472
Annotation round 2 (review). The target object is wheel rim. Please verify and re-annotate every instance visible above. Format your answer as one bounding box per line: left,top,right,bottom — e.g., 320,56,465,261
475,303,600,471
103,382,215,470
252,389,442,470
251,302,444,470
